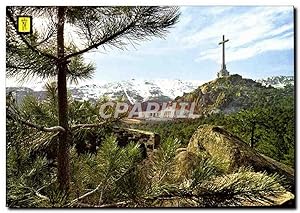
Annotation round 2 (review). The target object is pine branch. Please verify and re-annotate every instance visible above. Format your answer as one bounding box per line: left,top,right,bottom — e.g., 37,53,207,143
7,113,65,132
33,29,55,48
66,183,103,207
97,201,132,207
7,107,121,132
70,118,121,130
64,21,136,60
34,190,50,202
6,9,58,61
75,201,132,208
64,6,179,60
70,121,108,130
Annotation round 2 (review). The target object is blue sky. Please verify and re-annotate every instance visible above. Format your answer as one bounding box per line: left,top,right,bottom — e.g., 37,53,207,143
6,6,294,87
84,6,294,83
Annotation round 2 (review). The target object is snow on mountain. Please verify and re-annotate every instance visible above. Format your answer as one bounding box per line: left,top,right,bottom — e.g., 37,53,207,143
6,76,294,104
69,79,203,102
256,76,294,88
6,78,49,91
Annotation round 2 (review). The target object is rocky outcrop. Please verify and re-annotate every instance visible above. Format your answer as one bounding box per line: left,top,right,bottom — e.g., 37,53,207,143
175,124,295,206
31,127,160,166
175,74,275,115
114,128,160,158
187,125,294,189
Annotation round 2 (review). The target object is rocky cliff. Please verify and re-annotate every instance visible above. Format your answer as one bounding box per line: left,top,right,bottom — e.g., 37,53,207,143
175,74,280,115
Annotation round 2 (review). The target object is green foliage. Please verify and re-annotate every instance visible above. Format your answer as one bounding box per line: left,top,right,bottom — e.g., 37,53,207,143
6,83,122,158
134,85,295,167
7,145,56,207
190,158,221,188
7,126,289,207
151,138,181,186
6,6,179,83
193,168,286,207
6,80,294,207
70,136,143,206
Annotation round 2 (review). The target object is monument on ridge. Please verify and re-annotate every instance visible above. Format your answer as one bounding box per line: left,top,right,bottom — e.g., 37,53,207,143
217,35,230,78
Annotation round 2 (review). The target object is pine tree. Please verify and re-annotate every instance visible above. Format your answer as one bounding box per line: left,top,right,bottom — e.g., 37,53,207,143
6,6,180,192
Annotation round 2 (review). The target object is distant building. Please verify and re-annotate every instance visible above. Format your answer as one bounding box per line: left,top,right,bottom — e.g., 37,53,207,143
137,104,196,120
217,68,230,78
138,111,160,119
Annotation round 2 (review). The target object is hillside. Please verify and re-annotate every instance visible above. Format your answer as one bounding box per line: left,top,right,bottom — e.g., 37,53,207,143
175,74,292,115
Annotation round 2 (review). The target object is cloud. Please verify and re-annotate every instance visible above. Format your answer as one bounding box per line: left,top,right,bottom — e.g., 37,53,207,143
198,36,292,62
126,6,293,63
7,6,294,87
178,6,294,63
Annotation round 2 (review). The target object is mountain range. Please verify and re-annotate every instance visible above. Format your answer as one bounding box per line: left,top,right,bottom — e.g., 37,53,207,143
6,75,294,104
256,76,294,88
69,79,203,103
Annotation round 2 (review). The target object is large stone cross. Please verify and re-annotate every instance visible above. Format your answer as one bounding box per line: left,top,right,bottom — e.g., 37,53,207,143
218,35,229,70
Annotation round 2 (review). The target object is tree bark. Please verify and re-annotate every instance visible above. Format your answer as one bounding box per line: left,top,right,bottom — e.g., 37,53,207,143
56,6,70,192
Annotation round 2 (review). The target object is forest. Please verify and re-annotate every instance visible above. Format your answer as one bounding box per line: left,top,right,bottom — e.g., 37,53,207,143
134,84,295,168
6,82,295,207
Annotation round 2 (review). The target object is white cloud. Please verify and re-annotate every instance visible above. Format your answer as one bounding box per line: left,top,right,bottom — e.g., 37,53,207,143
179,6,294,63
6,6,294,87
196,35,293,63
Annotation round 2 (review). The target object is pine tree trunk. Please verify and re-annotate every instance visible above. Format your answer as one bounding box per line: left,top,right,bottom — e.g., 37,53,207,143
56,6,70,192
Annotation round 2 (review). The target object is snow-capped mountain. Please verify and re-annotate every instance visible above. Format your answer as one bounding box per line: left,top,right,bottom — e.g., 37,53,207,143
70,79,203,103
6,79,203,103
7,76,294,104
256,76,294,88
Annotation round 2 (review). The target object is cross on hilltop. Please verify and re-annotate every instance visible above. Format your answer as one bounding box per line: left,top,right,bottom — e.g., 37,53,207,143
217,35,230,78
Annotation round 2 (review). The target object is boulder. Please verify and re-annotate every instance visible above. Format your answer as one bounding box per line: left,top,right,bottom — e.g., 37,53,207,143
178,124,294,191
174,124,295,206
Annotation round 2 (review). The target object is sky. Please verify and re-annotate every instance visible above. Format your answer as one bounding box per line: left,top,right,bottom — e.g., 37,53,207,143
85,6,294,83
6,6,295,86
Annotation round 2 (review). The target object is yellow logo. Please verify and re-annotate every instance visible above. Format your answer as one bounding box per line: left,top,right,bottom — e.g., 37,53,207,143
17,16,32,34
